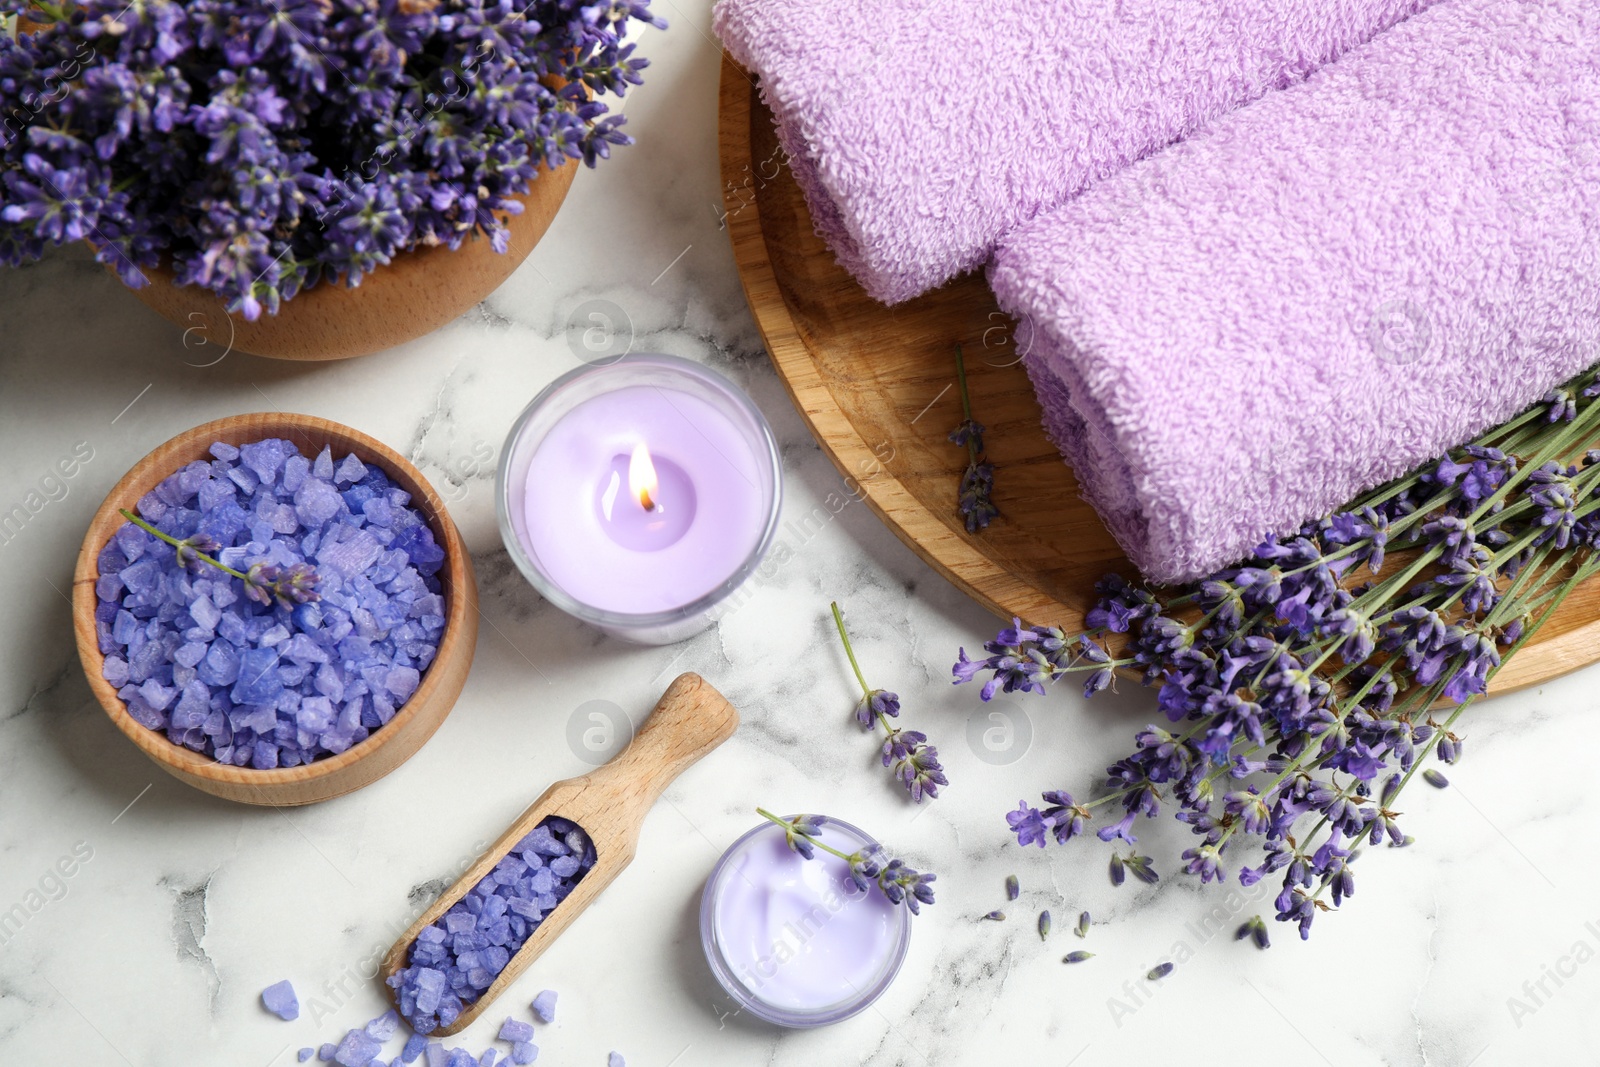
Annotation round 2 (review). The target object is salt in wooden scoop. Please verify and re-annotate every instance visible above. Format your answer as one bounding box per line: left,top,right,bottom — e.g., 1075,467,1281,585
381,672,739,1035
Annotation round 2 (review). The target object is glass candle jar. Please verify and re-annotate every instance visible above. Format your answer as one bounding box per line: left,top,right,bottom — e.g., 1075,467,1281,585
498,354,783,645
700,817,912,1027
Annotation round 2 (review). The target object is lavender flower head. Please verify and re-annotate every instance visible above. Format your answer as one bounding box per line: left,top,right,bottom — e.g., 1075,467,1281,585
1,0,665,318
831,601,947,802
758,808,936,915
954,363,1600,941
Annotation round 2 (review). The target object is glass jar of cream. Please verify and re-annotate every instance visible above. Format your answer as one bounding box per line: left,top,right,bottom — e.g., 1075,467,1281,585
699,816,911,1027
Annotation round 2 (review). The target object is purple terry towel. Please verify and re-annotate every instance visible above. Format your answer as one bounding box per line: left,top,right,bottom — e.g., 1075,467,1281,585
991,0,1600,584
713,0,1437,305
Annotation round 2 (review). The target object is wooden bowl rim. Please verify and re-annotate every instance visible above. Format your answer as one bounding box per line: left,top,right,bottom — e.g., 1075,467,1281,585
71,412,473,787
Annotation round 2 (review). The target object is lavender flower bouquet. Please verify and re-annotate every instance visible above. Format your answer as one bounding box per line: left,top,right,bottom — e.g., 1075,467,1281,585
0,0,661,319
957,368,1600,940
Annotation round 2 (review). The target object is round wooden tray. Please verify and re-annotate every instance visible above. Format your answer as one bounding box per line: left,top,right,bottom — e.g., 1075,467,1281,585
716,54,1600,696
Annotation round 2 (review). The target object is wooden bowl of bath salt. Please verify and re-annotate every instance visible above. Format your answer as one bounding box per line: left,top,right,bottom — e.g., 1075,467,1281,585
71,413,479,806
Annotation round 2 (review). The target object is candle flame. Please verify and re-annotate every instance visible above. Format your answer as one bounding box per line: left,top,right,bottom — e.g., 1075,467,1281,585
629,442,659,511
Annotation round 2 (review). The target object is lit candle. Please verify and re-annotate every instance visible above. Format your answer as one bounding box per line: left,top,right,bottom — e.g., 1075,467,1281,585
498,355,783,644
699,817,910,1027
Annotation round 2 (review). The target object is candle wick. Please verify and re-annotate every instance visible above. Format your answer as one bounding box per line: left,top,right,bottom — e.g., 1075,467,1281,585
639,488,657,512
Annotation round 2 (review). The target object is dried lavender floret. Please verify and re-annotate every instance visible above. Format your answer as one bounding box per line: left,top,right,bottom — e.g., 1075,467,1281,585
99,438,446,768
261,979,299,1021
1038,910,1051,940
1004,874,1019,901
390,822,593,1034
1147,962,1174,981
1063,951,1094,964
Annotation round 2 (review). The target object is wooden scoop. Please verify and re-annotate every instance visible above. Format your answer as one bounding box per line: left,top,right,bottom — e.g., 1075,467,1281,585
380,672,740,1035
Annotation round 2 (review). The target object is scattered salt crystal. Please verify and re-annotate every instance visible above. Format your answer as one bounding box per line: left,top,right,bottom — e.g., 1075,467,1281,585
608,1054,625,1067
478,1051,497,1067
400,1034,428,1064
364,1010,400,1041
319,1043,336,1061
529,990,557,1024
299,1050,315,1063
210,442,240,462
334,1028,382,1066
510,1044,537,1065
498,1019,533,1043
261,979,299,1021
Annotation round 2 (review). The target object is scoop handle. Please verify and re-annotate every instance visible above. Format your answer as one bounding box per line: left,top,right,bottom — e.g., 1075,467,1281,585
583,672,740,824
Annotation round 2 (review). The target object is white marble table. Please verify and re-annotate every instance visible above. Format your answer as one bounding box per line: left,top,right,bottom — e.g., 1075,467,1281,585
2,5,1598,1064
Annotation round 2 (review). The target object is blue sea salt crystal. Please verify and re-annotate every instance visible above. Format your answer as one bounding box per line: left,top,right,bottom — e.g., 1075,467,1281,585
335,453,367,485
529,990,557,1024
400,1034,429,1064
233,647,285,705
365,1010,401,1041
334,1028,383,1066
319,1043,336,1061
478,1051,497,1067
300,1050,315,1063
498,1019,534,1043
99,439,444,768
297,477,344,527
608,1054,625,1067
261,979,299,1020
510,1044,537,1065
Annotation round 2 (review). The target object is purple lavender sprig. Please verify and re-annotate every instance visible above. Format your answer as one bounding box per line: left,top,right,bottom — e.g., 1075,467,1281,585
956,363,1600,941
949,344,999,532
120,508,320,609
757,809,937,915
831,601,947,802
1,0,664,319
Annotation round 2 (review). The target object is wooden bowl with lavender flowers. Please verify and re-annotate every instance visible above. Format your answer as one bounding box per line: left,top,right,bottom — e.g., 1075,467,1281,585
70,413,479,806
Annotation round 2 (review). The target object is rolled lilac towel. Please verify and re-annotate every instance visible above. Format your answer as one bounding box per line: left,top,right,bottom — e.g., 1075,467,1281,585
991,0,1600,583
713,0,1435,305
